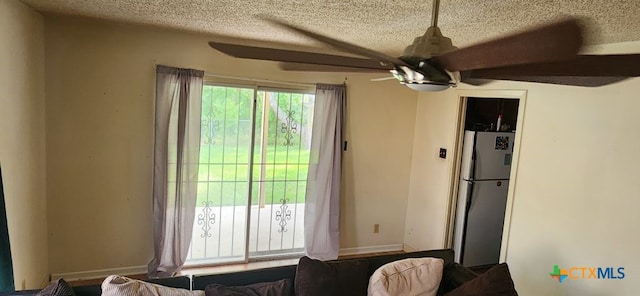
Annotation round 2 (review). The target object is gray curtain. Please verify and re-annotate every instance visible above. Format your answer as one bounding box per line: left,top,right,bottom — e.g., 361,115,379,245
304,84,345,260
148,65,204,278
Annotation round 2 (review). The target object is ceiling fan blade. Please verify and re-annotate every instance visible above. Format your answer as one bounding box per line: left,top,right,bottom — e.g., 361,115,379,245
468,54,640,77
458,78,492,86
279,62,391,73
209,42,392,70
463,75,627,87
260,16,409,67
434,18,583,72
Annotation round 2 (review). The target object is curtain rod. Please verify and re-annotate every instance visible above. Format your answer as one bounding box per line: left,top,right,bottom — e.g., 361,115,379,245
204,73,316,88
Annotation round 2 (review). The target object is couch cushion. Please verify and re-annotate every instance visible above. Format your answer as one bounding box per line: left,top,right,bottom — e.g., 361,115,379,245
295,256,369,296
0,290,40,296
192,265,296,291
147,276,193,290
437,263,479,295
37,279,75,296
101,275,203,296
367,249,453,277
368,257,444,296
443,263,517,296
204,279,292,296
73,276,191,296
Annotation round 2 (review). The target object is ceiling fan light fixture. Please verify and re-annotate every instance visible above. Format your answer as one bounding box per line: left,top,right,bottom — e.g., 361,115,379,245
405,82,453,92
392,66,455,91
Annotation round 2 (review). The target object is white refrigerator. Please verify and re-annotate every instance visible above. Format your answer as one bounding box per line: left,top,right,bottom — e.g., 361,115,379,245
453,131,514,267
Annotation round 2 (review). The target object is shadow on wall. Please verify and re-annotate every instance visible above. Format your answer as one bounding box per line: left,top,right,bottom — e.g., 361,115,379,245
340,134,357,247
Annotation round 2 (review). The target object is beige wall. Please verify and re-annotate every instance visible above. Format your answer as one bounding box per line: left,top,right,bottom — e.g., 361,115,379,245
44,16,417,275
406,45,640,293
340,77,417,249
403,92,460,251
0,0,48,289
501,79,640,295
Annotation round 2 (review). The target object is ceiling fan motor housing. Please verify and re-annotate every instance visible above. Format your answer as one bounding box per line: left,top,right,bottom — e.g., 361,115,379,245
402,26,457,59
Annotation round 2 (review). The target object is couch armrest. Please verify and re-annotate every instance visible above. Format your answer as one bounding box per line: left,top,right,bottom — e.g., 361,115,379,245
0,290,40,296
437,263,478,295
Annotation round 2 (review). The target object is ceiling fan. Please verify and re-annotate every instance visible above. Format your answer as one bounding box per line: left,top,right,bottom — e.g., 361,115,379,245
209,0,640,91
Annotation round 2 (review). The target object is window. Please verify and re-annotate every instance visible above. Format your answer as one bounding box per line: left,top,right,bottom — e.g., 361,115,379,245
187,84,315,264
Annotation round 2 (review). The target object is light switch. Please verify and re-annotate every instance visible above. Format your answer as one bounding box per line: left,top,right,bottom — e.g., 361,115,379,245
439,148,447,159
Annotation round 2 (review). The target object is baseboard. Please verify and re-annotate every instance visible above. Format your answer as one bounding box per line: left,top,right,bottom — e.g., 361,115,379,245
52,244,404,282
51,265,148,282
338,244,404,257
402,243,418,253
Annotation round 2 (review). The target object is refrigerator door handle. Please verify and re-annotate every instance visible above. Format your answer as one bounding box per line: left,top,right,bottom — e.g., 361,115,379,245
465,181,474,213
470,132,479,181
460,180,474,264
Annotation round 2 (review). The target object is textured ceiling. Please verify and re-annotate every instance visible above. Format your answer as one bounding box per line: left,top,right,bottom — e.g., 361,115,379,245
20,0,640,55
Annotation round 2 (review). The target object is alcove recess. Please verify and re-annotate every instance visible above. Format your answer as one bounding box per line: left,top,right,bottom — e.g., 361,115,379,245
465,97,519,132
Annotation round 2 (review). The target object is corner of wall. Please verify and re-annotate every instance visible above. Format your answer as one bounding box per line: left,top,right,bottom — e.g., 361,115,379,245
0,0,49,289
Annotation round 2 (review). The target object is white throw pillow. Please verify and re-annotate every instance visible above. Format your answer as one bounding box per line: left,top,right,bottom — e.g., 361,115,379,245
368,257,444,296
101,275,204,296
